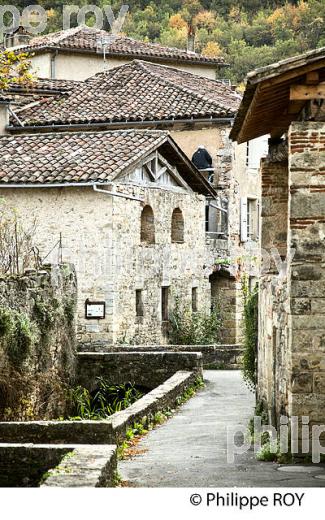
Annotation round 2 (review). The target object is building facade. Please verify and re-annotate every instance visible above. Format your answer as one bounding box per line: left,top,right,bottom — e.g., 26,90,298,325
231,47,325,453
0,54,264,345
3,25,225,81
0,130,218,345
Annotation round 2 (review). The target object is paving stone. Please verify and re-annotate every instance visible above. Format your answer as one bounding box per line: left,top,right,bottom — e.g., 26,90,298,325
119,371,325,487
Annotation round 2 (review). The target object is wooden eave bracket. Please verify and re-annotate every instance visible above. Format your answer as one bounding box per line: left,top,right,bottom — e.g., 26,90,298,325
290,82,325,101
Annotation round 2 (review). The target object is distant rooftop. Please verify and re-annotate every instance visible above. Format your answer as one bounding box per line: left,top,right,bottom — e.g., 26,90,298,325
9,60,240,129
7,25,226,67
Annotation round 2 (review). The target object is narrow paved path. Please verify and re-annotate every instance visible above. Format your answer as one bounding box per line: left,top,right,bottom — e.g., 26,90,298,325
119,370,325,487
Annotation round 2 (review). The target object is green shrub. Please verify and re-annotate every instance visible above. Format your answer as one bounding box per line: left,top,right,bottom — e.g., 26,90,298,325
0,307,14,337
70,379,145,420
64,298,76,325
6,312,37,368
33,299,56,330
256,441,279,462
169,297,221,345
242,283,258,389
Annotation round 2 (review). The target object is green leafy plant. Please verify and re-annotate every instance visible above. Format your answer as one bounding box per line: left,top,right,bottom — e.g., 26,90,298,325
0,306,38,368
70,379,145,420
242,280,258,390
64,298,76,325
256,441,279,462
169,296,221,345
0,307,14,337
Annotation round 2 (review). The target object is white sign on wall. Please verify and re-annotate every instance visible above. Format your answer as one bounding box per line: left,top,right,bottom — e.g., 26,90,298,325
85,299,106,319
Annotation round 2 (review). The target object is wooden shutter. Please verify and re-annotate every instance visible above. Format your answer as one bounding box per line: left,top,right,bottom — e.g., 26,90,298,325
240,197,248,242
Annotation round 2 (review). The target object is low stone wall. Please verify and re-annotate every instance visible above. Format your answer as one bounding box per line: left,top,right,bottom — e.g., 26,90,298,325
0,370,198,446
0,263,77,420
41,445,117,487
0,419,113,445
111,370,198,441
0,444,71,487
77,351,203,390
0,443,117,487
78,343,243,369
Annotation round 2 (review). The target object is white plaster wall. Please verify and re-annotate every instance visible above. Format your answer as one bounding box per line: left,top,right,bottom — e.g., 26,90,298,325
0,104,9,135
29,51,218,81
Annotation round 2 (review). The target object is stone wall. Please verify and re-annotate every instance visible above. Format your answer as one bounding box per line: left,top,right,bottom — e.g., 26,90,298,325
288,122,325,429
260,157,289,257
0,264,77,420
0,370,198,446
78,342,243,369
258,121,325,447
0,444,117,487
1,185,213,345
209,271,243,344
77,351,203,391
110,184,212,345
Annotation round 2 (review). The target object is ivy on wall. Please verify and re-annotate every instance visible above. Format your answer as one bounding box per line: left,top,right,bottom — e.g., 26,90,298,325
242,280,258,390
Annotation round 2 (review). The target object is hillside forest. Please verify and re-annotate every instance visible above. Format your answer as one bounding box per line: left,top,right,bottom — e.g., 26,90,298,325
2,1,325,83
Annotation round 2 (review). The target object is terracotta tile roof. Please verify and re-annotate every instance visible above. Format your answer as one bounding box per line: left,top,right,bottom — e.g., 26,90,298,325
230,46,325,143
14,25,225,66
2,77,80,108
11,60,240,127
0,129,216,196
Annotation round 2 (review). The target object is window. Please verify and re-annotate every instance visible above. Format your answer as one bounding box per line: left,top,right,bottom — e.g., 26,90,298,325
192,287,198,313
246,136,269,170
136,290,144,317
205,198,228,238
171,208,184,243
161,286,169,321
246,141,250,167
247,198,259,240
140,205,155,244
240,197,259,242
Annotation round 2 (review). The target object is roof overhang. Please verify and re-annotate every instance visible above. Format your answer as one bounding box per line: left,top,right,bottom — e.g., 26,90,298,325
0,131,217,198
16,44,227,67
230,47,325,144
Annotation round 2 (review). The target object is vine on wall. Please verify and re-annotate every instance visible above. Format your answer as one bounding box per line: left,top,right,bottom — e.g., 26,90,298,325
242,278,258,390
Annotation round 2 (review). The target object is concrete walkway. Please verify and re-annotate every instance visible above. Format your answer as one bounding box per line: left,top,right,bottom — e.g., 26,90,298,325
119,370,325,487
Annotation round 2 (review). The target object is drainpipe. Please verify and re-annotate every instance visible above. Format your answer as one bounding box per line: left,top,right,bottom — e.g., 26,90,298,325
187,22,196,53
50,51,58,79
93,184,144,202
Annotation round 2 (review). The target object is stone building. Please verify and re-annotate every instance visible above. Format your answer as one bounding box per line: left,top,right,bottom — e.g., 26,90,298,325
3,25,225,81
0,57,265,343
0,129,217,344
231,47,325,450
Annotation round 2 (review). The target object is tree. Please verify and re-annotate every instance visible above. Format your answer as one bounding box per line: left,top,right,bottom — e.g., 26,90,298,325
202,41,222,57
0,49,33,90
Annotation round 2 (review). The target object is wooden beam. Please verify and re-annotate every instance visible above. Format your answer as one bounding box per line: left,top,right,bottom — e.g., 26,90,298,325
288,100,306,115
306,71,319,85
259,61,325,90
290,83,325,100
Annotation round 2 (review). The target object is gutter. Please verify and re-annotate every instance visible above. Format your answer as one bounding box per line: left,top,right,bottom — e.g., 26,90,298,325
21,45,228,67
0,181,144,202
7,116,234,133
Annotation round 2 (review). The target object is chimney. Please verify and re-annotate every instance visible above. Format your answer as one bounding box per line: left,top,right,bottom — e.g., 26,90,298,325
0,100,10,135
4,25,31,48
187,23,195,53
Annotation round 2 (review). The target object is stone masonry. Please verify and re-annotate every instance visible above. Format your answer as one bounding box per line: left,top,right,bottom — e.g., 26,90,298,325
0,264,77,420
258,122,325,447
